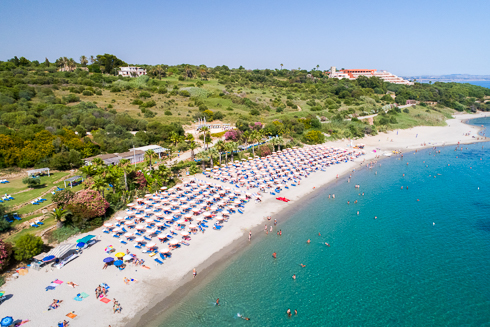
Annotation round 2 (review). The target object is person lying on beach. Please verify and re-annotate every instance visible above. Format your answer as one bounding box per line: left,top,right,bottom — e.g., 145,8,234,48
103,263,108,270
67,282,78,288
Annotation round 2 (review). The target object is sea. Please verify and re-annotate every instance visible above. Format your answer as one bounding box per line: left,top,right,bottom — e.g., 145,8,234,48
150,118,490,327
464,81,490,88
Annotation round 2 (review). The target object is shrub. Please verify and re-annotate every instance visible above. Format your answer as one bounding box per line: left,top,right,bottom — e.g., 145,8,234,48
0,218,10,233
63,94,80,103
257,144,272,157
132,99,143,105
0,239,13,271
214,111,224,120
66,189,109,226
110,86,121,93
189,165,200,175
303,130,325,144
95,90,102,95
157,88,167,94
14,234,43,261
52,189,74,207
403,108,410,113
225,129,242,141
82,90,93,96
275,107,283,113
251,108,260,115
164,110,172,115
180,90,190,97
139,91,151,98
22,177,41,188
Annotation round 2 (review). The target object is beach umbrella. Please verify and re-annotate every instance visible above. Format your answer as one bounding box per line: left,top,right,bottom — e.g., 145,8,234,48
1,317,13,327
76,242,86,248
103,222,113,228
115,217,124,221
181,231,190,236
146,242,156,248
124,221,134,225
134,237,145,243
113,227,123,233
159,247,170,253
176,219,186,225
124,232,134,238
157,234,168,239
42,255,56,262
114,260,123,266
123,254,133,261
115,252,125,257
169,239,180,245
103,257,114,263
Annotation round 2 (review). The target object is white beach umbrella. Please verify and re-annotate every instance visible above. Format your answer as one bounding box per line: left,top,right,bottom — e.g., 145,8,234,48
146,242,156,248
159,247,171,253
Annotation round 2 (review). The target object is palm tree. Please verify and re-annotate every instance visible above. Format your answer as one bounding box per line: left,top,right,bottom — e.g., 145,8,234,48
50,208,71,228
188,141,198,160
215,140,226,165
280,63,283,70
118,159,133,191
79,165,96,177
90,55,95,64
276,136,284,151
155,164,172,186
169,132,181,146
90,175,109,198
208,148,218,168
80,55,88,67
67,58,76,71
316,64,320,71
229,141,239,161
145,149,156,170
224,142,232,164
270,137,279,152
199,126,209,149
249,131,261,157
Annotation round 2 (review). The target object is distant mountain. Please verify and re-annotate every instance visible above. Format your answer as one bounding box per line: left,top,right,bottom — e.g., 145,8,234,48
401,74,490,82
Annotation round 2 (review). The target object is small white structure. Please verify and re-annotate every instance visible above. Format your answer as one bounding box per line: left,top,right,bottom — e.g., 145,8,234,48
27,168,50,177
134,145,169,159
119,66,147,77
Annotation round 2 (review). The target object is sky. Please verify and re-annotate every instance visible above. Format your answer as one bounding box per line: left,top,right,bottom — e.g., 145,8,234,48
1,0,489,76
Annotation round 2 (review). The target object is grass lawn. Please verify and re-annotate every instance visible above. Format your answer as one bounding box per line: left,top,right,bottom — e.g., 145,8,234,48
2,172,70,208
6,215,56,244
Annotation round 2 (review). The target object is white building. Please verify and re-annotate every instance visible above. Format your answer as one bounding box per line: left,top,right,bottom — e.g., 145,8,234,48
328,66,413,85
119,66,147,77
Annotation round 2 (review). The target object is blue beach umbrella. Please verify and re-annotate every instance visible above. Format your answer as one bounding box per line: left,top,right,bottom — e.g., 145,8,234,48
114,260,123,266
42,255,55,262
1,316,13,326
76,242,86,248
103,257,114,263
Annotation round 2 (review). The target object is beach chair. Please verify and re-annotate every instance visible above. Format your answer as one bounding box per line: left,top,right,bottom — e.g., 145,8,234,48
134,245,141,249
103,229,109,234
120,240,127,245
4,215,13,223
35,220,44,225
154,258,163,265
30,222,39,228
112,234,120,238
144,236,152,241
13,213,21,221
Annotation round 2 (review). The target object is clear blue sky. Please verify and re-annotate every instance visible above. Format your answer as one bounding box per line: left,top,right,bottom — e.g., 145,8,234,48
1,0,489,75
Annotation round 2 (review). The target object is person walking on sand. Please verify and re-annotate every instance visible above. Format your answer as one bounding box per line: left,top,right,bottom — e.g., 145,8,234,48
193,268,197,278
249,231,252,241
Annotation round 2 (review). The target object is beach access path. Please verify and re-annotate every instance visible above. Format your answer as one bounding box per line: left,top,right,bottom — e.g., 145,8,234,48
1,112,487,327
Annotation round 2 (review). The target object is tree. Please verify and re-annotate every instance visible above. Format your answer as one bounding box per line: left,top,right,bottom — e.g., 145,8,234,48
276,136,284,151
249,131,262,157
49,208,71,228
14,234,44,262
22,177,41,188
188,141,198,160
79,165,97,177
0,239,13,271
223,142,232,164
215,140,226,165
90,175,109,198
145,149,157,170
95,54,127,74
44,57,50,67
118,159,133,191
90,55,95,64
80,55,88,67
154,164,172,186
199,126,210,149
280,63,283,70
169,132,181,146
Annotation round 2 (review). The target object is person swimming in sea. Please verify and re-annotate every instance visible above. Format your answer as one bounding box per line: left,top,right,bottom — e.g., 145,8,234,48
272,252,277,259
325,242,330,247
237,313,250,320
216,298,220,306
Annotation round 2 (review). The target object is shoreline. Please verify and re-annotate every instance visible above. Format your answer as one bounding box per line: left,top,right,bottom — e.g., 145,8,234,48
1,112,488,327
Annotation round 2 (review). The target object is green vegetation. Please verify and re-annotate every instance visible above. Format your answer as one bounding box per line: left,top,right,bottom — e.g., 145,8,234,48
13,234,44,262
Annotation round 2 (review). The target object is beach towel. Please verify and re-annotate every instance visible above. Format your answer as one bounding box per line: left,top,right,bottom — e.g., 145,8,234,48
80,292,90,298
66,312,77,319
100,297,111,304
53,279,63,284
74,296,82,301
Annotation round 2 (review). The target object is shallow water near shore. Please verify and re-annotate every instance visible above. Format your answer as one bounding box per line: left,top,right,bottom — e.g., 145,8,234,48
151,119,490,327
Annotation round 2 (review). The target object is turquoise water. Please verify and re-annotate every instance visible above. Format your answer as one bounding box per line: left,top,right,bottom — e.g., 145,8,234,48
156,119,490,327
463,81,490,88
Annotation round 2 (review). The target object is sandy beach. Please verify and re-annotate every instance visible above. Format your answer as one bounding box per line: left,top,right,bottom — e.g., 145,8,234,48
1,112,487,327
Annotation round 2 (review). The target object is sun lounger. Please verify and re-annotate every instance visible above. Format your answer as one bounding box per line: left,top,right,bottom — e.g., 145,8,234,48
154,258,163,265
103,230,110,234
30,222,39,228
35,220,44,225
144,236,152,241
134,245,141,249
120,240,127,244
4,215,13,223
112,234,120,238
